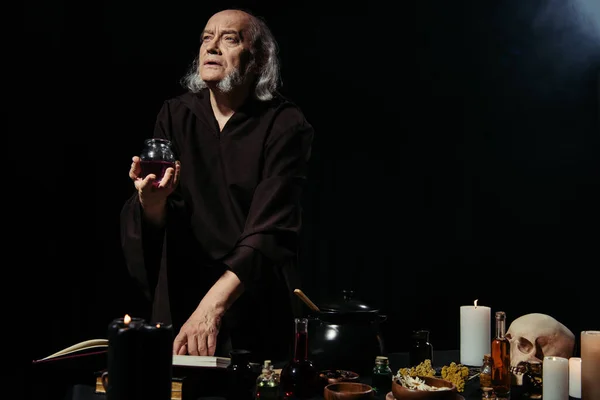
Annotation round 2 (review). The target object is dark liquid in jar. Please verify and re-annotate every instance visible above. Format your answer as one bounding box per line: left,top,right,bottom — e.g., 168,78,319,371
140,160,174,185
280,331,317,399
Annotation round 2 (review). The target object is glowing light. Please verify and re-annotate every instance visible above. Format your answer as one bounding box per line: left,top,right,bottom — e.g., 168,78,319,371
325,325,339,340
574,0,600,39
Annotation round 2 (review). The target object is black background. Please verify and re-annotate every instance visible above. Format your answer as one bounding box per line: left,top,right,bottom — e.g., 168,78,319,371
20,0,599,390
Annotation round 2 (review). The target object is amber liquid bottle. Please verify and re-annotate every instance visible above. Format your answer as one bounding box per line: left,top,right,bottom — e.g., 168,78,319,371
491,311,511,397
280,318,317,399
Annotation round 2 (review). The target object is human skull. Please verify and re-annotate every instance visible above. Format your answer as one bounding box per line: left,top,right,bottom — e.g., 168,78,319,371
506,313,575,384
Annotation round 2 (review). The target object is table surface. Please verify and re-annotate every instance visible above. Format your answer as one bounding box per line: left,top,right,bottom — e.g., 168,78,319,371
41,350,520,400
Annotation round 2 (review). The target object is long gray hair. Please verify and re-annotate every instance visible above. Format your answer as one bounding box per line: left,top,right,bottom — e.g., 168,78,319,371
180,11,281,101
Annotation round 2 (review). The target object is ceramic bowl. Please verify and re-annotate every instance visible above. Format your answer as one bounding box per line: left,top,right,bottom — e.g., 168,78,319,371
391,376,457,400
324,382,375,399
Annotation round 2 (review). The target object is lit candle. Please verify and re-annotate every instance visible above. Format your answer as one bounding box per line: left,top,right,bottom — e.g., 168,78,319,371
460,300,491,366
140,322,173,400
568,357,581,398
581,330,600,400
106,314,146,400
543,356,569,400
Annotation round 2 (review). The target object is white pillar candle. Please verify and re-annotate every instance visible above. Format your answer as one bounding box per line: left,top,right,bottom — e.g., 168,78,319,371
569,357,581,398
581,330,600,400
543,356,569,400
460,300,491,366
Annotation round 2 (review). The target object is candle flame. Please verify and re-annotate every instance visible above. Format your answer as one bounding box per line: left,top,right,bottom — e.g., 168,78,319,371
474,299,478,308
124,314,131,324
156,323,161,328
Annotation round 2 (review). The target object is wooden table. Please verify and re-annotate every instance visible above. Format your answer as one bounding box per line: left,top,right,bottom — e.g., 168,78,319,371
32,350,526,400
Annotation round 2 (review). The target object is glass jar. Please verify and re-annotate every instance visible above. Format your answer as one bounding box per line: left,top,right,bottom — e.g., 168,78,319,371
409,330,433,367
371,356,393,395
523,361,543,399
255,360,281,400
227,349,254,400
480,354,493,392
139,138,176,186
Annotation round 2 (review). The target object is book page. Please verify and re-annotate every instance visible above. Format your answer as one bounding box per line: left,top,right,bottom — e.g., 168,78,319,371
39,339,231,368
172,354,230,368
41,339,109,360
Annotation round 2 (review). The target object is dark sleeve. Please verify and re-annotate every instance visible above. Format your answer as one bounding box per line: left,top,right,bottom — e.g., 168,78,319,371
219,114,314,287
120,193,165,301
119,101,181,301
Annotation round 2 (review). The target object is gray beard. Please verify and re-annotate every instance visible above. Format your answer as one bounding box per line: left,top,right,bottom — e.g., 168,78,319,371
215,68,244,93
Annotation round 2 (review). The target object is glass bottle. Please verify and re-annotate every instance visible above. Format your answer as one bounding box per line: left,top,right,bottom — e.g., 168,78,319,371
255,360,282,400
139,138,176,186
480,354,493,392
523,361,542,399
280,318,318,399
409,330,434,367
371,356,393,395
491,311,511,397
227,349,254,400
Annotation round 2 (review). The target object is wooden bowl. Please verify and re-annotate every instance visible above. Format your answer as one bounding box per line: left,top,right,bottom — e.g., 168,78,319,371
324,382,375,399
319,369,360,385
391,376,457,400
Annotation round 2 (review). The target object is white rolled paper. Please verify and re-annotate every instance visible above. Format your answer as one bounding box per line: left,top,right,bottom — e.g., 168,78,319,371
543,356,569,400
581,330,600,400
460,302,491,366
569,357,581,398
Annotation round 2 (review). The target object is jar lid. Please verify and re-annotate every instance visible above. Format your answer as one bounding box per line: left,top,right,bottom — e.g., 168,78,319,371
230,349,251,360
412,330,430,340
319,289,379,313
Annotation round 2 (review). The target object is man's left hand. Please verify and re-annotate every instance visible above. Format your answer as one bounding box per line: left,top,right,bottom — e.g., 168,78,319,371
173,299,224,356
172,270,244,356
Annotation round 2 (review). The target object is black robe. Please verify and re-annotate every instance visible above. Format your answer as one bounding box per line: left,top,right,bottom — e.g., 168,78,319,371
120,88,314,362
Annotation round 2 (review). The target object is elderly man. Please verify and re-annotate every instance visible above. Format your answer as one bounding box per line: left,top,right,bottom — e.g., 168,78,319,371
120,8,314,363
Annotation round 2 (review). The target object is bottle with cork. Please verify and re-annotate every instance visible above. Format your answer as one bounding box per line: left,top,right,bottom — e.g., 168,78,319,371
255,360,281,400
371,356,393,395
480,353,494,398
491,311,511,397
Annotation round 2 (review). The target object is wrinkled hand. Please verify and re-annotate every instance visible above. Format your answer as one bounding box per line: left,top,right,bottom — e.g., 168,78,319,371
129,156,180,211
173,299,225,356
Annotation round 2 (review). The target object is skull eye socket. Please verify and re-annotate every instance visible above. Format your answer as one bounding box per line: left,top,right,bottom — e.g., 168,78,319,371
517,337,534,354
534,336,550,359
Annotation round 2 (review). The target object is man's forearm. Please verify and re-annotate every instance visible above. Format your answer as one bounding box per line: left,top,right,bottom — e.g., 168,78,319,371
204,270,245,313
141,200,167,227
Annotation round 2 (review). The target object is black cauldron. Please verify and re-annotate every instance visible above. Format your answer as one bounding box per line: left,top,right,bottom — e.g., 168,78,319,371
306,290,386,376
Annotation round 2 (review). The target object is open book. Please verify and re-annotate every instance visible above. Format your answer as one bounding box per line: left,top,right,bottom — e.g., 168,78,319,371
32,338,231,369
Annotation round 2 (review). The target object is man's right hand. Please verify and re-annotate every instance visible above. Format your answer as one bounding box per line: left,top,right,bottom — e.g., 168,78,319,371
129,156,181,225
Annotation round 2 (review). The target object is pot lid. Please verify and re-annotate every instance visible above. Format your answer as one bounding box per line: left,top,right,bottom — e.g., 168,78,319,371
320,290,378,313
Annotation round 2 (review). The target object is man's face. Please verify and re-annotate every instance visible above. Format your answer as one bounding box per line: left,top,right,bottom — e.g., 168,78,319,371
198,10,253,85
